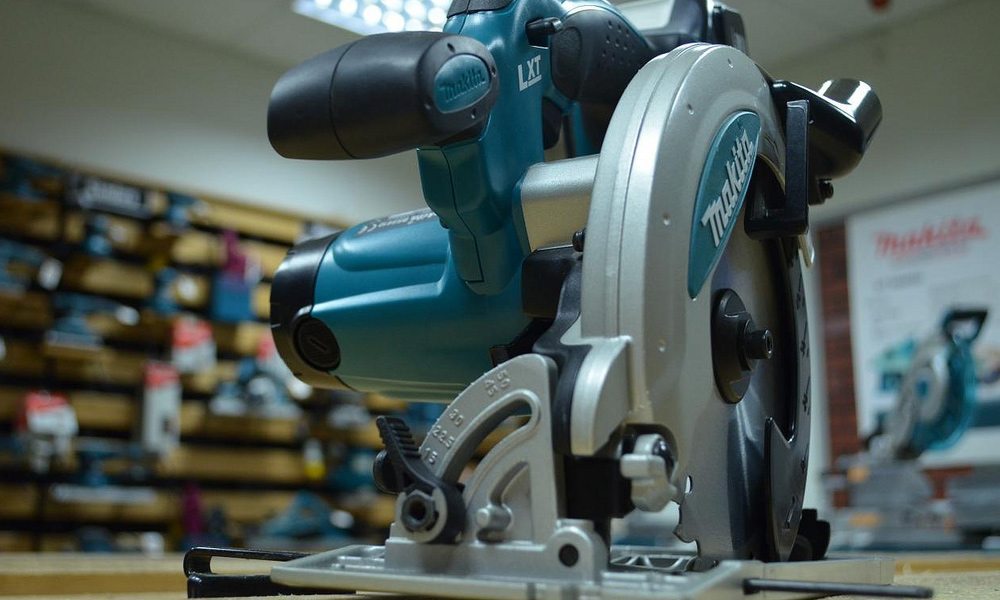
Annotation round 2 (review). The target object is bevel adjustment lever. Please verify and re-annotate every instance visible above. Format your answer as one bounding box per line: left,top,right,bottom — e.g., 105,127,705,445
372,416,466,543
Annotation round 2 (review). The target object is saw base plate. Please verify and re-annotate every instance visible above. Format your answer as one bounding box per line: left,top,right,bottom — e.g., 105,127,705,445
270,545,894,600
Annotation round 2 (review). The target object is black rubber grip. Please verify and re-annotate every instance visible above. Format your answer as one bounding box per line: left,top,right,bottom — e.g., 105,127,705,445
550,6,654,148
268,32,499,160
551,7,653,106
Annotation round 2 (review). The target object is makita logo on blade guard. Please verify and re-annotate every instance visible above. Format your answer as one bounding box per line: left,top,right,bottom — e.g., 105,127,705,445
687,111,760,299
440,67,487,103
700,129,755,247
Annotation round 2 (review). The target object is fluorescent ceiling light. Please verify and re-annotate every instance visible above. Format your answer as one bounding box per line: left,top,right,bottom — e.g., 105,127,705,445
293,0,450,35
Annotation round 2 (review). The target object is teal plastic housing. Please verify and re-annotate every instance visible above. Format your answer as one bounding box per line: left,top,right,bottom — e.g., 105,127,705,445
422,0,565,295
312,214,526,399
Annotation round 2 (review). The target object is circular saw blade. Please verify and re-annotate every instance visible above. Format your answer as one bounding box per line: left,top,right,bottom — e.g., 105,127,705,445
673,206,798,560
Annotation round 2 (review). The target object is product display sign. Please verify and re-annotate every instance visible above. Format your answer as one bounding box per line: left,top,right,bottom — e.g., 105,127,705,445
847,180,1000,465
64,174,153,219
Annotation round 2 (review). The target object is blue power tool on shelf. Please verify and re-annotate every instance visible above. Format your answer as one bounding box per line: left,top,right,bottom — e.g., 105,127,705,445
45,292,140,352
0,155,65,200
0,239,61,294
164,192,203,233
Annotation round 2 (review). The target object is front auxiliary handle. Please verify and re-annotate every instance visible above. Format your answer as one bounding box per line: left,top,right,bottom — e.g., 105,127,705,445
268,32,499,160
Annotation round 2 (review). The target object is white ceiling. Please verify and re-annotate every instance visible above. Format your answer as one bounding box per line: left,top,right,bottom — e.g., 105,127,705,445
65,0,961,70
64,0,361,70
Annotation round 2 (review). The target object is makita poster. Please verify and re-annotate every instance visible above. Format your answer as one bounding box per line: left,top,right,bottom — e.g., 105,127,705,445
846,180,1000,466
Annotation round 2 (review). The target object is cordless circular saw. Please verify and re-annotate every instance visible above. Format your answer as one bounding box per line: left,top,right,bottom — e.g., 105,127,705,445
185,1,933,598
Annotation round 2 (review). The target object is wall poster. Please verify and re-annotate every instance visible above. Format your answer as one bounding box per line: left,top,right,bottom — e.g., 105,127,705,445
847,179,1000,466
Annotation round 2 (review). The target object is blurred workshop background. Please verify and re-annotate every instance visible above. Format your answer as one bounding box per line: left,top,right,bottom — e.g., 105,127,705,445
0,0,998,556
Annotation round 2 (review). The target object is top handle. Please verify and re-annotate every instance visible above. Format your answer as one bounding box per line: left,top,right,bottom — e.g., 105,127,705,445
942,308,988,343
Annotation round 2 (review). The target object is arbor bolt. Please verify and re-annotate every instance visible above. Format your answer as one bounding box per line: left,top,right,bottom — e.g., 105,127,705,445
742,327,774,361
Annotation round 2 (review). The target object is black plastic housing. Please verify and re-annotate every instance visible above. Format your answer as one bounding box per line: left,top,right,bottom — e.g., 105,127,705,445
269,232,347,388
268,32,499,160
551,7,654,106
770,78,882,180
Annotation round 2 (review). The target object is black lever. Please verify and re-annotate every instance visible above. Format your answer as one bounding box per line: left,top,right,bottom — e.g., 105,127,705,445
184,547,334,598
745,99,810,239
268,32,498,160
372,415,466,543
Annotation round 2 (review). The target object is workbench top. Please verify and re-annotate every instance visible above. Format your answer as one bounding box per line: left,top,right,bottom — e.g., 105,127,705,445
1,552,997,599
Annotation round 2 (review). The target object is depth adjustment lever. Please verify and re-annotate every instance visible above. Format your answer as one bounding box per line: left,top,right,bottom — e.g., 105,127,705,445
372,416,466,543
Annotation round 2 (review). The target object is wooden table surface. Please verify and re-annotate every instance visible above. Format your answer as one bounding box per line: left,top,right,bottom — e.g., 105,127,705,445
1,552,998,599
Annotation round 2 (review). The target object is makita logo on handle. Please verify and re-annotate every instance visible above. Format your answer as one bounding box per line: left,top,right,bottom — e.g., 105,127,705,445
439,67,487,103
875,217,987,259
700,129,755,247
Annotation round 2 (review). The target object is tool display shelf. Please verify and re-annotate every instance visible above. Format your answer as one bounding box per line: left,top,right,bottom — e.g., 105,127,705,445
0,337,240,393
0,150,414,551
0,195,291,276
0,483,394,530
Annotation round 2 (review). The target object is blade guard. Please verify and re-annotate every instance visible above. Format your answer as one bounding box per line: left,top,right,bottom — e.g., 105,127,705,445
576,44,811,560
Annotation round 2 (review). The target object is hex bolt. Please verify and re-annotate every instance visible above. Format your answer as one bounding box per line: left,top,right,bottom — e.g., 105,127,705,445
818,179,834,201
401,491,437,533
742,327,774,361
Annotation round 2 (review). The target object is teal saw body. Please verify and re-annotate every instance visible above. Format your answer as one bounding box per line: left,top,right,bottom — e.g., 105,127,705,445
267,0,655,399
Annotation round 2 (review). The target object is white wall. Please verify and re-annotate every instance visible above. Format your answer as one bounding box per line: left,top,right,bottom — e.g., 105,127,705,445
0,0,424,224
773,0,1000,225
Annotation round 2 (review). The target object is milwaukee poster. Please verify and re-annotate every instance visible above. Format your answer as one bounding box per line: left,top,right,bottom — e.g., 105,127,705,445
846,179,1000,466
